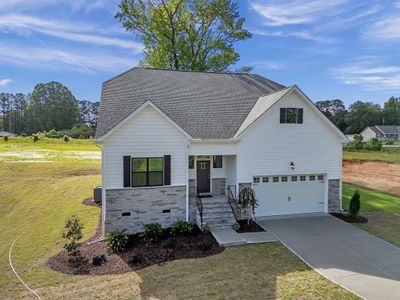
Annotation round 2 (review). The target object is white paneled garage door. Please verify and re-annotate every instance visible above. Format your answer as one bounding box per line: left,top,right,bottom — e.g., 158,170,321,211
253,174,325,217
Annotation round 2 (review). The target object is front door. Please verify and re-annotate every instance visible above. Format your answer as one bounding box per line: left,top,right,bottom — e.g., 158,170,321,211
197,160,210,194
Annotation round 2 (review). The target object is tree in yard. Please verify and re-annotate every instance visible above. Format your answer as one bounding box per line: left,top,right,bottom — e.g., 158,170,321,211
26,82,79,134
314,99,348,132
383,97,400,125
349,190,361,219
345,101,382,134
115,0,251,71
238,186,258,224
62,215,84,255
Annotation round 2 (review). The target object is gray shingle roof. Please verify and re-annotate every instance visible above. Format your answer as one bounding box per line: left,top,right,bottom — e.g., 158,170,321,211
375,125,400,134
96,67,286,140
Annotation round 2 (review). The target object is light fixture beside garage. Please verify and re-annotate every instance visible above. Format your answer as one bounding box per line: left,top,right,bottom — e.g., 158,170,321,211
290,161,295,170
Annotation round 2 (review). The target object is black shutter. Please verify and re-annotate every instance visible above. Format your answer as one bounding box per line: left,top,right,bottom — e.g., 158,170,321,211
280,108,286,123
123,156,131,187
297,108,303,124
164,155,171,185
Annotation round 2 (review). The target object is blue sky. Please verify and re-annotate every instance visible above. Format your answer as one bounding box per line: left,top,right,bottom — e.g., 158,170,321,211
0,0,399,106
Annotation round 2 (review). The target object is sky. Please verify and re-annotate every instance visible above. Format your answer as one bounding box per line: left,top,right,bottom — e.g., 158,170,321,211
0,0,400,107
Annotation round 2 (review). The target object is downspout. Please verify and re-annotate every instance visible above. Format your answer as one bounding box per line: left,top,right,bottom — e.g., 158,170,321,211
185,140,190,221
94,140,105,236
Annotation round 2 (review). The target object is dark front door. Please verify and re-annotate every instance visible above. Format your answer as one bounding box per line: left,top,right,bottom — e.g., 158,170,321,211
197,160,210,194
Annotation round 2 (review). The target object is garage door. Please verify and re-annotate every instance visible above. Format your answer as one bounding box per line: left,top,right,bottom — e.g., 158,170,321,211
253,174,325,217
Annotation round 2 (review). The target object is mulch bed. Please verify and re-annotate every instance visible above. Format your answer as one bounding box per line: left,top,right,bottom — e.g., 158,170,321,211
235,220,265,233
48,225,223,275
82,197,101,207
331,212,368,223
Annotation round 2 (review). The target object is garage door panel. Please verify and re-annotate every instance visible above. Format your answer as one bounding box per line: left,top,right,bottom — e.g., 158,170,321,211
254,176,324,217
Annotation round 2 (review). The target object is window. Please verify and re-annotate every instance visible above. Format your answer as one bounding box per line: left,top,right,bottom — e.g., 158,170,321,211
309,175,316,181
132,157,163,187
273,176,279,182
280,108,303,124
188,156,194,169
213,155,222,168
253,177,260,183
318,175,324,181
281,176,288,182
291,176,297,182
262,176,269,183
300,175,306,181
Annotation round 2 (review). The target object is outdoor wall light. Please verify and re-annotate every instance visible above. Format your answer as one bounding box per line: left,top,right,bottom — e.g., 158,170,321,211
290,161,295,170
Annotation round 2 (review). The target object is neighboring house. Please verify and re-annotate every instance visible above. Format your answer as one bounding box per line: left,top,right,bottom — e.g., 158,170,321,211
0,131,15,137
361,126,400,141
95,68,347,234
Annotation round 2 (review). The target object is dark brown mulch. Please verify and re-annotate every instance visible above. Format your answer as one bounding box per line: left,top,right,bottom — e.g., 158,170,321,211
331,212,368,223
48,226,224,275
235,220,265,233
82,197,101,207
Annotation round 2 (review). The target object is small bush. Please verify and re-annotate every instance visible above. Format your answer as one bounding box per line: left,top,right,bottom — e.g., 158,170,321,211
63,135,70,142
3,136,8,142
92,254,106,266
232,222,241,231
171,220,194,236
386,140,394,145
128,254,142,265
349,190,361,218
32,134,40,143
202,224,210,233
104,230,128,252
365,138,382,151
142,223,163,242
62,215,83,254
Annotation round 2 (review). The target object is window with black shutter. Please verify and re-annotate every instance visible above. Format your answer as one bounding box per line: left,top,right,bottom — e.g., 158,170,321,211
213,155,222,168
131,157,163,187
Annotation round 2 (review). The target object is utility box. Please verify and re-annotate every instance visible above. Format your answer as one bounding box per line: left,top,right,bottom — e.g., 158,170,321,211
93,186,102,204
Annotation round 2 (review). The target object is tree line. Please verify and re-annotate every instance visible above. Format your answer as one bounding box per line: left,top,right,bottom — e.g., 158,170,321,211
315,97,400,134
0,81,99,137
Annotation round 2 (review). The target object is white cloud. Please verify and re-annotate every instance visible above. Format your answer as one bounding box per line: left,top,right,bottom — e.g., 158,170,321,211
365,17,400,41
0,79,12,86
0,14,143,52
251,28,336,43
0,43,138,73
332,59,400,91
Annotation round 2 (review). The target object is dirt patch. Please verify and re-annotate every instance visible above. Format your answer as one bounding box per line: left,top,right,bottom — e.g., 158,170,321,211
48,226,223,275
236,220,265,233
343,160,400,196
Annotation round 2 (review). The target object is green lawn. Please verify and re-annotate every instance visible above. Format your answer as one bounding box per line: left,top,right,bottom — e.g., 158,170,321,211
0,142,357,299
343,183,400,248
343,148,400,164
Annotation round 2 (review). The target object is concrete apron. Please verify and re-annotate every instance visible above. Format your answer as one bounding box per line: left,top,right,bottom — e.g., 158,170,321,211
210,227,278,247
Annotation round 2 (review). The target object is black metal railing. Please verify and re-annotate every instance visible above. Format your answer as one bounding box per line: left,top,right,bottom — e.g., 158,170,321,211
196,192,203,229
227,185,241,221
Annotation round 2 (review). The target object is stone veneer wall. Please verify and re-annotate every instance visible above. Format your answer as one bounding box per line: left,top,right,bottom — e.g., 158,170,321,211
105,185,186,234
328,179,341,213
212,178,226,195
189,179,196,196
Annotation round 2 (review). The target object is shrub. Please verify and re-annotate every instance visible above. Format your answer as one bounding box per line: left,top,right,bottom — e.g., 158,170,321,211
63,135,70,142
232,222,241,231
3,136,8,142
32,134,40,143
386,140,394,145
238,186,258,224
142,223,163,242
171,220,194,236
62,215,83,254
349,190,361,218
365,138,382,151
202,224,210,233
128,254,142,265
92,254,106,266
104,230,128,252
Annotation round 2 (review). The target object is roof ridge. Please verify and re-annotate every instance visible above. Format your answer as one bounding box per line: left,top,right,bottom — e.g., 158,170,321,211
258,85,292,99
137,67,255,75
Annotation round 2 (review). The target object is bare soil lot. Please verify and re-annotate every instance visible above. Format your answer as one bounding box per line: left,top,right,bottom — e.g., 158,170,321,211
343,160,400,196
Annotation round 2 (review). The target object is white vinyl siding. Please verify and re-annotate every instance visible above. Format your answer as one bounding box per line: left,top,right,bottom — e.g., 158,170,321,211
103,106,188,188
237,89,342,184
361,127,377,141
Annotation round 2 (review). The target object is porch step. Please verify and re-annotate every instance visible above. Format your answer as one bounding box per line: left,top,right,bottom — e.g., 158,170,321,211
197,195,236,230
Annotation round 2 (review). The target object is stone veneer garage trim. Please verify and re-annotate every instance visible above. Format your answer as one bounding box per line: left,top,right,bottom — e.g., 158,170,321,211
105,185,186,234
328,179,341,213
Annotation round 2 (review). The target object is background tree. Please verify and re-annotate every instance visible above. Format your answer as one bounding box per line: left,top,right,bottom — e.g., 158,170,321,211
383,97,400,125
314,99,348,132
26,81,79,133
78,100,100,129
115,0,251,71
345,101,382,134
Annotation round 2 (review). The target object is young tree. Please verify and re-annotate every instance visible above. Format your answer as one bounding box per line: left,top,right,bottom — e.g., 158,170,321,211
315,99,348,132
26,82,79,133
345,101,382,134
115,0,251,71
349,190,361,219
62,215,84,255
238,186,258,224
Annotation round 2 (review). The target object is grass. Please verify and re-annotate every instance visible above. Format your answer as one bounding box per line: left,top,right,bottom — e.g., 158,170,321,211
342,183,400,248
343,148,400,164
0,142,357,299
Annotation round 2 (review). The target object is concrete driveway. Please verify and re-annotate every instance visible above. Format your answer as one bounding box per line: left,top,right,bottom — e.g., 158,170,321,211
258,214,400,300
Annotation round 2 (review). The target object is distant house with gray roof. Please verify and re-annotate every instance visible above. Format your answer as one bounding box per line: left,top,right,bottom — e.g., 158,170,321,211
0,131,15,137
95,67,347,235
361,125,400,141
